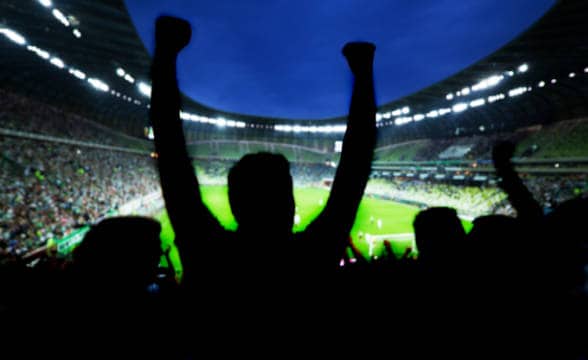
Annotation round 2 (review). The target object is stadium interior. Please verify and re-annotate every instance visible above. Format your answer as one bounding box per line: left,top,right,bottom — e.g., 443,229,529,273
0,0,586,356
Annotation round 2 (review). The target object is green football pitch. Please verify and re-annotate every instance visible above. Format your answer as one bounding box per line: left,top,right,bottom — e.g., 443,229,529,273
156,185,471,277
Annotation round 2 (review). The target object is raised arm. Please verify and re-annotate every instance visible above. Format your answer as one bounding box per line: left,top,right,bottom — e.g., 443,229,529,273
150,17,222,266
492,141,543,222
305,42,377,264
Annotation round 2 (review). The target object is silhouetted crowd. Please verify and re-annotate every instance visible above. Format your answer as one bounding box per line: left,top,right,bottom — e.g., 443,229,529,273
0,16,586,360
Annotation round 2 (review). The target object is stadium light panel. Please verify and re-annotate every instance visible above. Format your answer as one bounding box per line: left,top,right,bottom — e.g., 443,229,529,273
394,117,412,126
402,106,410,114
507,71,515,77
585,67,588,73
538,81,545,88
38,0,52,7
472,75,504,92
518,63,529,73
27,45,50,59
488,94,505,103
50,57,65,69
461,87,471,96
452,103,468,113
438,108,452,116
68,68,86,80
138,82,152,97
382,112,392,119
216,118,227,127
0,28,27,46
375,113,382,122
116,68,125,77
392,109,402,116
88,78,109,92
569,72,576,78
426,110,439,118
52,9,70,27
413,114,425,121
124,74,135,83
470,98,486,108
508,87,527,97
551,79,557,84
73,29,82,38
446,93,454,100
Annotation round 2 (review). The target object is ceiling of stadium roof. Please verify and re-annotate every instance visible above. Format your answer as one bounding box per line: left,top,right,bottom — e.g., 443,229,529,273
1,0,588,140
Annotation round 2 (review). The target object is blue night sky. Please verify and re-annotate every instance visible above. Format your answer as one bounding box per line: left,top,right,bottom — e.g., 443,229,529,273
125,0,555,120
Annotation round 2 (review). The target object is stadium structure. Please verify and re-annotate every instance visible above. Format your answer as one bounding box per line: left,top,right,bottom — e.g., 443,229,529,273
2,0,588,260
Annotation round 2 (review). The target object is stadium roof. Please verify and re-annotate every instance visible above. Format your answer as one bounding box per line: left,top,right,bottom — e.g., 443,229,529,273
1,0,587,141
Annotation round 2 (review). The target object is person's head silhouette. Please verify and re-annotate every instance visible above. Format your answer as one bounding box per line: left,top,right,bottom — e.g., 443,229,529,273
228,152,295,240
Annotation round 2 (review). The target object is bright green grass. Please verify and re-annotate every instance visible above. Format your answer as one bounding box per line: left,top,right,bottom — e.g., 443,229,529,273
157,185,472,277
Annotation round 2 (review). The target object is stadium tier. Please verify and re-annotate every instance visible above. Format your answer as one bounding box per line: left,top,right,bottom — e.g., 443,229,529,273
1,1,586,355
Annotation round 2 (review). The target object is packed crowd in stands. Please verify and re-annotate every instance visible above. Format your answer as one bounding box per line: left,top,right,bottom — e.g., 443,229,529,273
0,89,152,150
375,118,588,162
195,159,336,187
366,179,508,218
0,136,160,256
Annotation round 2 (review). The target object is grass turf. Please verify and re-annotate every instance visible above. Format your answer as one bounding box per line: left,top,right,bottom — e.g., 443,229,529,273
156,185,472,277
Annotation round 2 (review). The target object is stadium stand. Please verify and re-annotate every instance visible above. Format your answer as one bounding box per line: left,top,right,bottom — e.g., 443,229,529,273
0,1,586,357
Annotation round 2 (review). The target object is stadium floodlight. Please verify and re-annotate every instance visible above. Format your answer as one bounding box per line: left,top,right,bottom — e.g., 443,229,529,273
538,81,545,88
585,67,588,73
472,75,504,91
38,0,52,7
569,72,576,78
426,110,439,118
394,117,412,126
0,28,27,46
470,98,486,108
402,106,410,114
216,118,227,127
461,87,471,96
73,29,82,38
382,112,392,119
507,71,515,77
68,68,86,80
116,68,125,77
413,114,425,121
52,9,70,27
88,78,109,92
27,45,50,59
488,93,505,103
518,63,529,73
452,103,468,113
446,93,454,100
479,125,486,132
50,57,65,69
375,113,382,122
551,79,557,84
438,108,452,116
124,74,135,83
508,87,527,97
138,82,152,97
392,109,402,116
